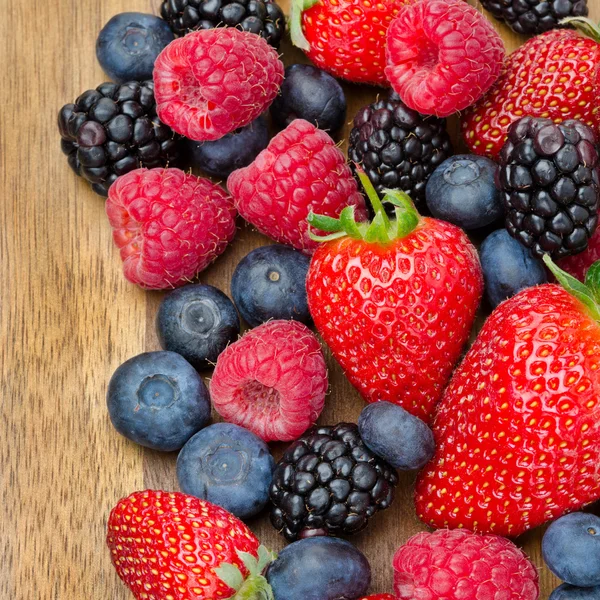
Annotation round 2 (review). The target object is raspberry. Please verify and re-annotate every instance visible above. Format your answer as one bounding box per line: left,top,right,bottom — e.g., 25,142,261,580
393,530,539,600
385,0,505,117
210,320,328,442
106,168,237,289
359,596,396,600
227,119,368,254
153,28,284,142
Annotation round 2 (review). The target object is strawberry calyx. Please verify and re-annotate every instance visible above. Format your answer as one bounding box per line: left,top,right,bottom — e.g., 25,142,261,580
308,168,420,244
560,16,600,43
290,0,320,50
215,545,276,600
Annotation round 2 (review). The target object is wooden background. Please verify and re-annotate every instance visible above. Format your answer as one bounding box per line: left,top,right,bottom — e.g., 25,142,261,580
1,0,593,597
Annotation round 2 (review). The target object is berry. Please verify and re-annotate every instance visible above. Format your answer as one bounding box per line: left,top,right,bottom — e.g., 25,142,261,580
359,596,396,600
107,490,275,599
186,116,269,180
270,64,347,134
105,168,237,289
177,422,275,519
498,117,600,259
307,172,482,422
289,0,407,85
542,512,600,587
231,244,311,327
358,402,435,471
559,227,600,281
270,423,398,540
348,93,453,205
480,229,548,309
425,154,503,230
160,0,285,47
58,81,181,196
96,13,174,83
385,0,505,117
156,284,240,369
266,537,371,600
210,320,327,442
551,584,600,600
462,27,600,159
393,530,539,600
106,351,211,451
153,28,284,142
228,120,367,254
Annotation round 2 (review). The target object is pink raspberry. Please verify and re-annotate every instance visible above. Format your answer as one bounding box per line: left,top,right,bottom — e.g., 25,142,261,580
385,0,505,117
106,168,236,289
393,530,539,600
227,119,367,254
210,320,328,442
153,28,284,142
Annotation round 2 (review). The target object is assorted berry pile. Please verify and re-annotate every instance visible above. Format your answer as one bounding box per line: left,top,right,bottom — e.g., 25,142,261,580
58,0,600,598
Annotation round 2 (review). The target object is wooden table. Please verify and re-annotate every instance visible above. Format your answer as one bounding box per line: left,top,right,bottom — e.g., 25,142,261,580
1,0,591,597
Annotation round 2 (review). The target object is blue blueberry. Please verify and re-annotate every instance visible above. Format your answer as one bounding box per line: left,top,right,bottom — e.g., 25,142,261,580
543,512,600,587
231,245,311,327
358,402,435,471
426,154,503,230
107,351,210,451
551,584,600,600
186,117,269,180
177,423,275,519
480,229,548,309
271,64,347,134
266,537,371,600
96,13,174,83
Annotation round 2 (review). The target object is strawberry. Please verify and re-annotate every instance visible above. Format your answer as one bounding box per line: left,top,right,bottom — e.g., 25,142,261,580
289,0,408,85
107,490,276,599
416,258,600,537
306,170,482,422
462,22,600,159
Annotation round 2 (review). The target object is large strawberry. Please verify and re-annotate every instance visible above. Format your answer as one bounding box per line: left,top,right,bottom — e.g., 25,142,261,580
462,21,600,159
306,171,482,422
416,258,600,537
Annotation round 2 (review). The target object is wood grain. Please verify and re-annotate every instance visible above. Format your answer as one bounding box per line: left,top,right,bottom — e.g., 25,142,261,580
0,0,593,597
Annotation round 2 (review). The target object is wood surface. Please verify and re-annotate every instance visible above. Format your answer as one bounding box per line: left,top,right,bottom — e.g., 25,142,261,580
1,0,594,597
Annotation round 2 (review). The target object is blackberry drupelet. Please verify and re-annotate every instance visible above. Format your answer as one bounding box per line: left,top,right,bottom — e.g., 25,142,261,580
499,116,600,259
58,81,181,197
160,0,285,47
348,93,453,206
480,0,588,35
270,423,398,541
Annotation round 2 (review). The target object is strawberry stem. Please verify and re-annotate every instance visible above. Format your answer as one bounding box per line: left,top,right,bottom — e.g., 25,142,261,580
289,0,320,50
560,16,600,42
216,546,277,600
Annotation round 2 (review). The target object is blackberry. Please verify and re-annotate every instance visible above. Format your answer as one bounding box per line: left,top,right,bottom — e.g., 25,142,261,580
499,116,600,259
270,423,398,541
348,93,453,206
480,0,588,35
160,0,285,47
58,81,181,197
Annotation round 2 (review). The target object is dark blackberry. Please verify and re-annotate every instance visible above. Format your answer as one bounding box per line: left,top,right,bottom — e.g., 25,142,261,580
58,81,182,197
160,0,285,47
348,92,453,207
499,116,600,259
270,423,398,541
481,0,588,35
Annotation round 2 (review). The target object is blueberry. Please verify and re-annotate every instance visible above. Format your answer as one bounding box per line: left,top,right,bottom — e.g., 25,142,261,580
270,64,347,134
176,423,275,519
107,351,210,451
231,245,311,327
96,13,174,83
156,284,240,369
426,154,503,230
186,117,269,180
357,402,435,470
266,537,371,600
550,584,600,600
480,229,548,309
543,512,600,587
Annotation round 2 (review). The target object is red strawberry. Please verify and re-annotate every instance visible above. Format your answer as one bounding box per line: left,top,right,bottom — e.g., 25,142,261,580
416,258,600,537
462,24,600,159
306,171,482,422
107,490,276,599
289,0,408,85
559,227,600,281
